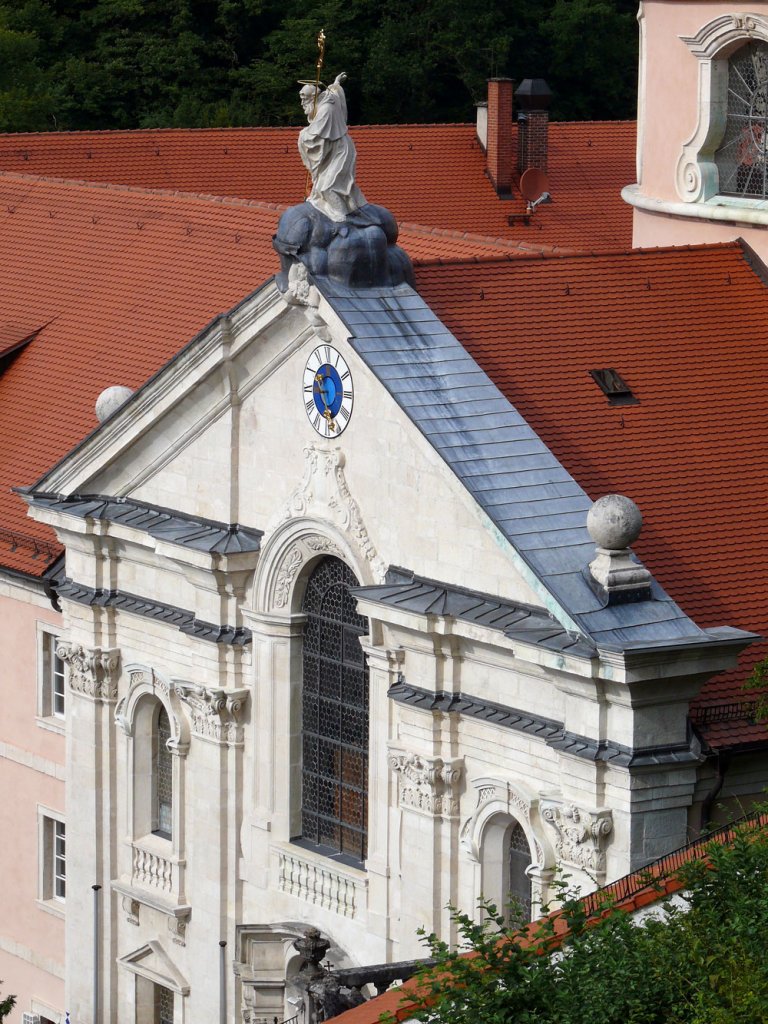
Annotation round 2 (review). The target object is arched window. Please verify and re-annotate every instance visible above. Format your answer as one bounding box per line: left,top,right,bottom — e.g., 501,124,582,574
153,705,173,839
505,821,532,925
299,557,368,863
715,41,768,198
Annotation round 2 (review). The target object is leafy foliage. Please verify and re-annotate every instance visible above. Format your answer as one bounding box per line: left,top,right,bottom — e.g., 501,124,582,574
0,983,15,1020
398,819,768,1024
0,0,638,131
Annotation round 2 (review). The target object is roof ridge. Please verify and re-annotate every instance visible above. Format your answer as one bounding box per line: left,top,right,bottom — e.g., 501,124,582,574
0,168,289,211
414,239,745,268
398,219,570,254
0,118,637,141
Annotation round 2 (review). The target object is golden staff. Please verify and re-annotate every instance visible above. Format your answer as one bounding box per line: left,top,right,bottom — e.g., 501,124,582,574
304,28,326,200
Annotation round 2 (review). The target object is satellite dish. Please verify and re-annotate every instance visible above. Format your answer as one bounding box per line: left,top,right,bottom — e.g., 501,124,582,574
520,167,550,203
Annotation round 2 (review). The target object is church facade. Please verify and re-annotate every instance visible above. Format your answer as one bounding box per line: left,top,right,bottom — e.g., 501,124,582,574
4,2,768,1022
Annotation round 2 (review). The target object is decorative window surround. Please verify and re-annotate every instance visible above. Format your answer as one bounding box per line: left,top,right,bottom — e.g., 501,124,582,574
387,746,464,818
56,640,120,703
273,843,367,919
672,13,768,212
112,879,191,946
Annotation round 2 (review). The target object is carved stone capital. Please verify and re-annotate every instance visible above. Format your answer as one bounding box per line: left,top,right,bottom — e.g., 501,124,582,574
387,746,464,817
56,641,120,702
175,682,249,745
541,801,613,877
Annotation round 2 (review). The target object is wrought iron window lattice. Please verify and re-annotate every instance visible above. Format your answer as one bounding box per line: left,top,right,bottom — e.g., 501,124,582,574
153,706,173,839
300,557,369,862
716,41,768,198
507,821,533,925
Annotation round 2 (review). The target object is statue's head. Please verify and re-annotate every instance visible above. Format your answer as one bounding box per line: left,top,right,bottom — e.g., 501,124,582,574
299,82,323,120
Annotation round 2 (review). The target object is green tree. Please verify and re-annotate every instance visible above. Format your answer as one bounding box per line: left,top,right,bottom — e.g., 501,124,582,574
399,818,768,1024
0,982,15,1020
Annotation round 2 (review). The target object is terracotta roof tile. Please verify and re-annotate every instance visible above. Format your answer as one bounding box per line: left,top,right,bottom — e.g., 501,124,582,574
0,172,528,579
414,243,768,747
0,121,636,250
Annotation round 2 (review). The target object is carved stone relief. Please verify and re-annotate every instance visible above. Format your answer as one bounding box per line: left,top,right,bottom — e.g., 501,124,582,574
387,747,463,817
56,641,120,702
266,446,386,604
541,801,613,877
175,682,249,745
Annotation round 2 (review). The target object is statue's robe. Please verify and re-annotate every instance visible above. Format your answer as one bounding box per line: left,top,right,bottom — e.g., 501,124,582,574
299,84,367,222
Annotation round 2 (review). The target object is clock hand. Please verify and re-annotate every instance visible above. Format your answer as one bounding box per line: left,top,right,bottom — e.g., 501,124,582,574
314,373,337,430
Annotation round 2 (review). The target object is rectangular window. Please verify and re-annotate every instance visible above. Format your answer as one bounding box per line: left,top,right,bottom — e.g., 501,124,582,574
39,811,66,908
155,984,174,1024
53,820,66,900
38,627,65,722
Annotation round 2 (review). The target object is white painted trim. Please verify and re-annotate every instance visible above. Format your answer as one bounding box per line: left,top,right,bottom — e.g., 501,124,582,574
623,181,768,225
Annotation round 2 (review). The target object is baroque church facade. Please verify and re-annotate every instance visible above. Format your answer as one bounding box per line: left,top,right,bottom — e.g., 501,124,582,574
4,2,768,1023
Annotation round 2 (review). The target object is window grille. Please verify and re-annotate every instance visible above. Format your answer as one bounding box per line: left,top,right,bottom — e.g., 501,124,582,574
153,706,173,839
300,557,369,862
506,821,532,925
716,41,768,198
155,984,174,1024
53,820,66,900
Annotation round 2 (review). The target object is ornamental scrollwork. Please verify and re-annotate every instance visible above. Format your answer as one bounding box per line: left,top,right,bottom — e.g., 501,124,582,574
175,682,249,745
56,641,120,702
387,747,463,817
541,801,613,877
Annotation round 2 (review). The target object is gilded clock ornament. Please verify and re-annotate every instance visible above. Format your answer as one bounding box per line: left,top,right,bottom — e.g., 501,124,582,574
303,344,353,437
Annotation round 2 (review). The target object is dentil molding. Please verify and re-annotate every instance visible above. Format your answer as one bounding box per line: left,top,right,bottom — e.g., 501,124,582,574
56,641,120,702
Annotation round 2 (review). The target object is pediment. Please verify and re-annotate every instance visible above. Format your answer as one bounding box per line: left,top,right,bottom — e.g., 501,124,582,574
118,939,190,994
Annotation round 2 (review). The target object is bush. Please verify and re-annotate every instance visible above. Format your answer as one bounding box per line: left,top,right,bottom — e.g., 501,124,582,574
399,818,768,1024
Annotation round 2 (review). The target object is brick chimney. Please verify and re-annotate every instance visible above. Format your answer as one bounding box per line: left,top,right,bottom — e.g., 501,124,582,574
486,78,514,196
515,78,553,173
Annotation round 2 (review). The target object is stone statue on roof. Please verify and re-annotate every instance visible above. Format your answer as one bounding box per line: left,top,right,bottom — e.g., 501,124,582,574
298,73,367,222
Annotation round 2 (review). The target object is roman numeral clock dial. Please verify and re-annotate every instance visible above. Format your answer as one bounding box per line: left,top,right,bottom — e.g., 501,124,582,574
303,345,354,438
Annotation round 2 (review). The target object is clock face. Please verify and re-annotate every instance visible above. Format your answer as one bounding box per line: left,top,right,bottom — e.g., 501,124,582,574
303,344,353,437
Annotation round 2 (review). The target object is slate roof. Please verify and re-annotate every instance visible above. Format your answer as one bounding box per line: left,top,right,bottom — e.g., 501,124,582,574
318,274,739,652
413,242,768,745
0,121,636,250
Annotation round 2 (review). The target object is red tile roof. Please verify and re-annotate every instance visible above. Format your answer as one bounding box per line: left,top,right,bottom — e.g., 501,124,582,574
414,243,768,744
0,121,636,250
0,172,540,579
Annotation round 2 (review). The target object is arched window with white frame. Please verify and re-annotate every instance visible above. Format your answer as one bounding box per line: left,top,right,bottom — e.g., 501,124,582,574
715,40,768,198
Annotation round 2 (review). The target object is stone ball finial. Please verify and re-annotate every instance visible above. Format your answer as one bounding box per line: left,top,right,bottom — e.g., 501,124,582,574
95,385,134,423
587,494,642,551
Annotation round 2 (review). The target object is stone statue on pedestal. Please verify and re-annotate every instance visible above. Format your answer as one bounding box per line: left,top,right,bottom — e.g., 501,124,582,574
298,73,367,223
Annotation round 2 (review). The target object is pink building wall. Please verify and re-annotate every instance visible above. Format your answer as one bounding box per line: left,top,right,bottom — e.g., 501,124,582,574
0,579,65,1024
629,1,768,260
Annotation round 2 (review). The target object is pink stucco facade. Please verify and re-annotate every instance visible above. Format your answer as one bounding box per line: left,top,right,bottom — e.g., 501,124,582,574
629,1,768,260
0,578,65,1024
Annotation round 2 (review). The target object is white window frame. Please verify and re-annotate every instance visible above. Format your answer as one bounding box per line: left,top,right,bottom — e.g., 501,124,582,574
37,806,66,917
676,13,768,213
36,622,65,732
